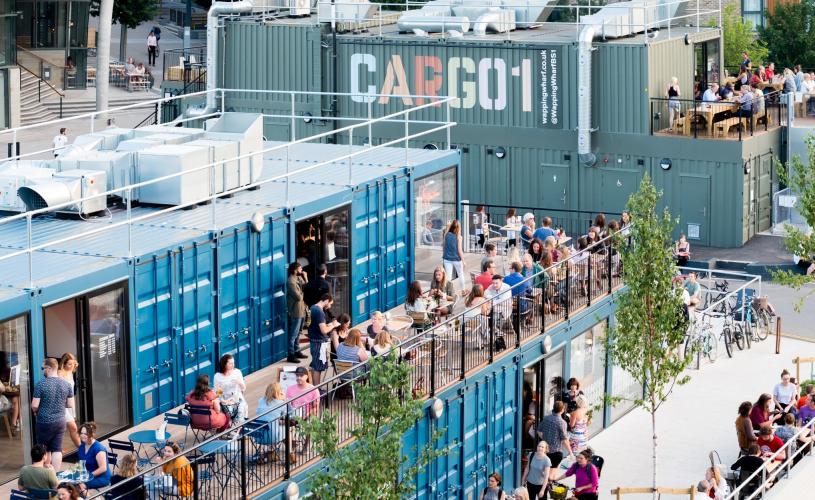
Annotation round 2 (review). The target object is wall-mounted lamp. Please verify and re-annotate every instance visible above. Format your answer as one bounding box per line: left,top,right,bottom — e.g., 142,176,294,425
302,112,313,124
494,146,507,159
250,212,265,233
660,158,672,171
430,397,445,419
743,160,751,175
285,481,300,500
541,334,552,354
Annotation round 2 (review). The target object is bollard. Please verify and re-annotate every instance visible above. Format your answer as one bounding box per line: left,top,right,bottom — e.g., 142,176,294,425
776,315,782,355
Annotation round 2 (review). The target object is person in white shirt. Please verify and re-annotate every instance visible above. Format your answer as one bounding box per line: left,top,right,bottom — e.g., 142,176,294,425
147,31,158,66
52,128,68,157
484,274,513,323
213,353,248,425
702,83,721,102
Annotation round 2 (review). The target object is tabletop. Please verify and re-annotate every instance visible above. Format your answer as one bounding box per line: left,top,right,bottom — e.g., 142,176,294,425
199,439,239,455
129,430,171,444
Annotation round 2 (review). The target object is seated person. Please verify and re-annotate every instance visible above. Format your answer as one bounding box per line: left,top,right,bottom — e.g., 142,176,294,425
366,311,389,343
674,234,690,266
718,82,735,100
256,382,287,448
285,366,320,418
730,444,764,494
702,83,721,102
185,374,231,433
696,466,730,500
475,259,497,290
756,427,785,461
750,393,781,430
481,243,498,272
798,384,815,409
124,57,136,75
18,444,58,493
371,330,394,357
773,369,799,419
149,443,193,499
76,422,111,494
775,412,811,445
735,401,758,454
330,313,352,357
404,281,429,323
429,266,456,316
503,261,529,297
799,394,815,425
335,329,370,378
484,274,513,321
421,220,436,246
737,86,754,117
108,454,144,500
683,272,701,308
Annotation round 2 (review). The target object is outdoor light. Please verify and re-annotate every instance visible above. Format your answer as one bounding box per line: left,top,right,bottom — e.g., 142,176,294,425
743,160,751,175
430,397,445,419
660,158,672,171
542,334,552,354
285,481,300,500
250,212,265,233
424,144,438,150
494,146,507,159
303,112,313,124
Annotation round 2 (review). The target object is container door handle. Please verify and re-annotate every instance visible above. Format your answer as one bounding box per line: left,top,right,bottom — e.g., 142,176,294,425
185,349,195,358
199,344,207,352
241,326,250,335
146,365,158,374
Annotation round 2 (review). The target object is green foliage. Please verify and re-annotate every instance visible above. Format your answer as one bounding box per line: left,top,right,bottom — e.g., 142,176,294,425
716,4,768,73
760,3,815,70
771,135,815,312
298,353,445,499
90,0,160,29
605,174,693,494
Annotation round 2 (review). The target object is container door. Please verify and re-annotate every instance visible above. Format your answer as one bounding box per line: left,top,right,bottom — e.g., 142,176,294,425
402,413,433,499
539,164,570,212
217,227,254,372
432,394,464,498
757,154,773,233
462,381,490,500
380,176,410,311
352,186,381,324
256,216,290,367
176,242,216,397
491,366,519,487
135,252,177,421
600,168,641,214
483,147,511,207
679,174,711,247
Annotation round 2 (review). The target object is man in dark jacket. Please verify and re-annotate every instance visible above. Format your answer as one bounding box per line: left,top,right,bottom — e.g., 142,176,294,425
303,264,331,307
286,262,308,363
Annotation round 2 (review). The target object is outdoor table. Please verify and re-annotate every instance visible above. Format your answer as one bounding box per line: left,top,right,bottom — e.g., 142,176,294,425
557,235,571,248
199,439,241,487
387,315,413,334
692,101,739,135
757,82,783,92
129,429,171,465
56,469,87,483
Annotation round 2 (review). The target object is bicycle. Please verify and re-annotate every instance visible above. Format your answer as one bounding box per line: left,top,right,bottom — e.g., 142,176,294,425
720,301,749,357
684,311,718,368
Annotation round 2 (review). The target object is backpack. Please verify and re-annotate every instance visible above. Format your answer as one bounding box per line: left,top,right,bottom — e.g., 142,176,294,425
494,336,507,352
591,455,604,477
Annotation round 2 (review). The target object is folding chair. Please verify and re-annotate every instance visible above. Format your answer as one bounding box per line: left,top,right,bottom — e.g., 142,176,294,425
108,438,139,466
165,411,192,449
107,453,119,472
188,406,219,445
24,489,56,500
333,360,357,403
10,490,33,500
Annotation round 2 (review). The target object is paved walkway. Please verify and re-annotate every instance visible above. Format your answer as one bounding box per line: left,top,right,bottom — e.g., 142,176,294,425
586,335,815,500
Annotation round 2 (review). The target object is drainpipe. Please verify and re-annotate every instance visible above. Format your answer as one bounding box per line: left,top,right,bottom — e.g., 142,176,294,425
331,0,339,142
577,24,597,167
185,0,255,119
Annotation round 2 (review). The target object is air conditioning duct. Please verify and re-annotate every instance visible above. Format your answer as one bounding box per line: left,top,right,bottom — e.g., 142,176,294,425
18,170,107,216
0,167,56,212
397,16,471,34
473,9,515,35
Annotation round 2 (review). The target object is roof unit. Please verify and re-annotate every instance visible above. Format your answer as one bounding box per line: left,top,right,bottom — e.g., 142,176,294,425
397,0,551,34
18,170,107,216
136,145,212,206
203,113,264,186
185,139,242,192
317,0,377,24
55,150,137,196
132,125,206,142
0,167,56,212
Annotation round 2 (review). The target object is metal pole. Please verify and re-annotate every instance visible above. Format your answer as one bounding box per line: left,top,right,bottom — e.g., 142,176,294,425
285,146,290,205
404,112,409,166
446,101,451,148
210,162,216,231
240,436,248,498
348,128,354,185
776,315,782,354
27,213,33,289
127,187,133,258
367,101,373,147
291,93,296,142
430,333,436,396
284,406,291,479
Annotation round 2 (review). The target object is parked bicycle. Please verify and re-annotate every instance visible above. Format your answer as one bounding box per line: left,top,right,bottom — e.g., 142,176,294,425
684,310,718,368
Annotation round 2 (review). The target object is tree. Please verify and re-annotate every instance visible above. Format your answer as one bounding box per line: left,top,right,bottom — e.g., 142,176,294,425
717,4,768,73
771,136,815,311
299,353,444,499
91,0,160,61
605,174,693,500
760,3,815,70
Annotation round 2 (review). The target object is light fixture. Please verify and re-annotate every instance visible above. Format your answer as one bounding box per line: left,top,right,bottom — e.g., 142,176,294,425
285,481,300,500
250,212,265,233
430,397,444,419
743,160,751,175
542,334,552,354
494,146,507,159
302,112,313,124
660,158,672,171
424,144,438,150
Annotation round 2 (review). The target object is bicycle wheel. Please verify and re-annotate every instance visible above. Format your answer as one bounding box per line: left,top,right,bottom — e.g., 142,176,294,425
684,334,696,363
743,320,752,349
755,310,771,341
734,324,745,351
722,327,733,358
706,332,719,363
698,283,711,310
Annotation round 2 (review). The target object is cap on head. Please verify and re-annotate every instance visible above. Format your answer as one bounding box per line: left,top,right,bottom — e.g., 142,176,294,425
295,366,308,376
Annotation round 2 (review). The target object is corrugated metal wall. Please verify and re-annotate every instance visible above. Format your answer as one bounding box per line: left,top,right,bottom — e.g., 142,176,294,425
647,36,696,102
593,43,649,134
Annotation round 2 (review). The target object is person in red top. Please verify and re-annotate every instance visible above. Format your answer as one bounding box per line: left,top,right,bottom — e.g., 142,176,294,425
797,384,813,409
749,393,780,430
475,259,497,290
186,374,231,432
756,427,785,461
765,63,775,81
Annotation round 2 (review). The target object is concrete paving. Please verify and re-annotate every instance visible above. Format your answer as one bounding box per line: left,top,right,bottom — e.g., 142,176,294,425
585,335,815,500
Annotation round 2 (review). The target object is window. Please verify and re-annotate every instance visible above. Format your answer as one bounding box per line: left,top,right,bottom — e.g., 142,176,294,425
0,0,15,66
610,360,642,423
0,70,7,130
742,0,764,29
0,315,31,483
414,167,457,281
569,321,607,437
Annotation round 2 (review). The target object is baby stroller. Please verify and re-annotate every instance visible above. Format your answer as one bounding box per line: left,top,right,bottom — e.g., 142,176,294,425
548,482,570,500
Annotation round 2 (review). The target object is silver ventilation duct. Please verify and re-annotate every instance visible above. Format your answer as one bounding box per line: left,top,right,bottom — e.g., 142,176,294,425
185,0,255,120
397,0,552,34
18,170,107,215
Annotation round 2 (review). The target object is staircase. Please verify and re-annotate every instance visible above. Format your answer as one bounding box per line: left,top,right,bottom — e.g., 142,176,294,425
19,71,59,126
40,93,160,120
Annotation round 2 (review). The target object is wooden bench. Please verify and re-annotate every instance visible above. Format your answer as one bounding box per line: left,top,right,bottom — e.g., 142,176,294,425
714,116,747,137
674,115,690,135
752,110,771,129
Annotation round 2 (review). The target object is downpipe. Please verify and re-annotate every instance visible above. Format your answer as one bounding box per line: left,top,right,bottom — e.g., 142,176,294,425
577,24,597,167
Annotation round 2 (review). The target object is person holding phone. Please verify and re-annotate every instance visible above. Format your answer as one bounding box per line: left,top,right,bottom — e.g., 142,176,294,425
308,294,339,385
773,369,799,419
286,262,309,363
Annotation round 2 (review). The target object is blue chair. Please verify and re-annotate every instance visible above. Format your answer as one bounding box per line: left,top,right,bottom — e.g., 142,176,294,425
107,452,119,470
188,406,219,445
165,411,192,449
10,490,33,500
28,490,57,500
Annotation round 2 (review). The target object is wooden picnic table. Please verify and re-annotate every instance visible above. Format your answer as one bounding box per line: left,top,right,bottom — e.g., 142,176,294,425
757,81,783,92
693,101,739,135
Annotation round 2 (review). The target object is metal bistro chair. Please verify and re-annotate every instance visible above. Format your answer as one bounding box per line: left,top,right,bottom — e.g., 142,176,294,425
165,411,192,449
10,490,34,500
187,406,220,445
23,488,57,500
333,360,357,403
108,438,141,467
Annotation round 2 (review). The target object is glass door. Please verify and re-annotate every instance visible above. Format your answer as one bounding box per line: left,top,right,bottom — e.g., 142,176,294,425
44,284,130,444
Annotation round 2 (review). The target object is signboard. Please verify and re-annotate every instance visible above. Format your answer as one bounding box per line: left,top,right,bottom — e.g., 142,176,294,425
687,223,700,240
347,45,563,129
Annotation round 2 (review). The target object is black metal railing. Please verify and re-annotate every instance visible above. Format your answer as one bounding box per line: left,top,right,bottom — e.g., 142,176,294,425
650,89,785,140
162,46,206,84
461,202,622,246
87,230,626,500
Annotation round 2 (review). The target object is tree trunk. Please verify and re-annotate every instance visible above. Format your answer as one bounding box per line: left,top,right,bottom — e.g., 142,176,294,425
119,24,128,62
651,406,658,500
95,0,114,112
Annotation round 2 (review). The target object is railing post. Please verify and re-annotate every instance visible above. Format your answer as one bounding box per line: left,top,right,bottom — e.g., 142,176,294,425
565,264,570,320
26,213,33,289
512,298,521,348
404,111,409,166
210,161,217,231
192,458,200,500
446,100,452,148
127,187,133,258
291,92,296,142
348,128,354,185
284,407,292,479
430,333,436,397
459,320,465,381
367,101,373,147
693,107,697,139
587,253,592,306
607,247,613,293
240,435,248,498
488,302,495,364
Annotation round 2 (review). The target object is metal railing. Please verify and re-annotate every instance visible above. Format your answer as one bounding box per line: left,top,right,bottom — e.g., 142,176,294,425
461,202,621,250
650,90,786,140
304,0,722,41
86,228,626,500
723,416,815,500
161,46,206,84
771,187,810,235
0,88,456,289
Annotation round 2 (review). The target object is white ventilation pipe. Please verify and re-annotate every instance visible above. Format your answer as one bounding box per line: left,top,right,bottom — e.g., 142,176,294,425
577,24,597,167
186,0,255,119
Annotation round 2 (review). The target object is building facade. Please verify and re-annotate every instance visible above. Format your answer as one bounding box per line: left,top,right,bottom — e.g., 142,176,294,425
0,0,18,129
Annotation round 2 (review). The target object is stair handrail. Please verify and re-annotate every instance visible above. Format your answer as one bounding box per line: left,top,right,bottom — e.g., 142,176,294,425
16,55,66,100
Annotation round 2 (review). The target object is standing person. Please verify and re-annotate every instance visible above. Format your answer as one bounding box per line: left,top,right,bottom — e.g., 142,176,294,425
667,77,681,131
308,293,339,385
443,220,466,292
479,472,507,500
53,128,68,157
303,264,331,308
521,441,551,500
76,422,111,494
569,396,591,453
533,217,557,242
32,357,74,470
506,208,519,248
286,262,309,363
674,234,690,266
58,353,80,447
17,444,58,493
214,354,248,426
536,401,573,470
473,205,487,249
147,31,158,66
520,213,536,250
554,449,599,500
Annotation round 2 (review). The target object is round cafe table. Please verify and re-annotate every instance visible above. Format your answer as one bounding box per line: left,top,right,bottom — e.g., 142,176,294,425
129,429,171,465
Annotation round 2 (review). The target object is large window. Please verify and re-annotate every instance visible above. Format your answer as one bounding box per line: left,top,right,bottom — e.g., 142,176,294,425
414,167,457,281
0,315,31,483
742,0,764,29
610,360,641,423
0,0,15,66
0,70,7,130
569,321,607,437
